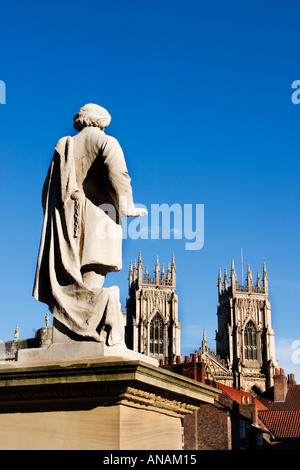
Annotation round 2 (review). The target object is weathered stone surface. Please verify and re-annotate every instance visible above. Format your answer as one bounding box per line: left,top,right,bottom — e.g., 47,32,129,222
17,341,158,366
0,357,220,450
0,405,183,450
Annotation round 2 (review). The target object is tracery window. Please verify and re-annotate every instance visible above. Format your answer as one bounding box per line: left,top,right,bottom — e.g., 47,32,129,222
244,321,258,360
150,314,164,355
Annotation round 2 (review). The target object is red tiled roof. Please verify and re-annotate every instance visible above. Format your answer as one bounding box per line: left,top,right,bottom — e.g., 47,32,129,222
258,410,300,439
256,385,300,440
254,397,269,411
216,382,300,440
216,382,253,404
255,385,300,411
279,385,300,410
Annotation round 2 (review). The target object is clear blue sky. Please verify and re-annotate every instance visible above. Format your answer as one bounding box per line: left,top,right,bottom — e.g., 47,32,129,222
0,0,299,380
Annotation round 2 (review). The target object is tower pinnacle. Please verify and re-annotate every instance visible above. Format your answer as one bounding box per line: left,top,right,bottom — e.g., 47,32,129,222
138,250,143,283
171,253,176,269
231,259,238,290
256,270,261,290
201,327,209,352
155,256,160,283
167,262,171,279
161,263,165,279
224,267,229,290
263,261,268,292
247,264,253,290
171,254,176,286
138,250,143,268
218,268,223,295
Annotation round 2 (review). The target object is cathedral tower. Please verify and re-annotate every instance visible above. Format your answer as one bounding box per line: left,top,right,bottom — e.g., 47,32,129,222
125,252,181,363
216,260,278,393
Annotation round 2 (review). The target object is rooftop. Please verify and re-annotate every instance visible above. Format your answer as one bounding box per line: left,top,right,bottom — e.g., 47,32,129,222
216,382,254,405
258,410,300,439
216,374,300,442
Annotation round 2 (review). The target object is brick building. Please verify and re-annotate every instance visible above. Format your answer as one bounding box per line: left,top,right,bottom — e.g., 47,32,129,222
255,369,300,448
163,356,300,450
163,355,267,449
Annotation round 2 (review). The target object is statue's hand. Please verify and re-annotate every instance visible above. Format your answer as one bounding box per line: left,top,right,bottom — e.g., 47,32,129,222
127,206,148,217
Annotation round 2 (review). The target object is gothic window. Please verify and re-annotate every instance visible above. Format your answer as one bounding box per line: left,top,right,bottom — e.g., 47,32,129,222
150,314,164,355
244,321,258,361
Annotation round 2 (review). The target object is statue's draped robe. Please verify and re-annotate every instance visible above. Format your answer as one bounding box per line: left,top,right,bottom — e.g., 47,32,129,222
33,127,134,343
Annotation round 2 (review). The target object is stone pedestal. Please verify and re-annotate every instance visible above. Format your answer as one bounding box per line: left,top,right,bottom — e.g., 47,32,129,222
0,357,220,450
16,320,158,366
17,340,158,366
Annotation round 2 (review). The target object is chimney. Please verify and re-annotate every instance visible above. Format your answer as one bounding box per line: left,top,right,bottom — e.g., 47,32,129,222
251,404,258,426
196,360,206,383
274,368,287,402
288,373,296,385
239,402,258,426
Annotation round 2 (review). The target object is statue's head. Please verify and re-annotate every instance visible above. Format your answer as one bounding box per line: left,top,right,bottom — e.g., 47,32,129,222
74,103,111,131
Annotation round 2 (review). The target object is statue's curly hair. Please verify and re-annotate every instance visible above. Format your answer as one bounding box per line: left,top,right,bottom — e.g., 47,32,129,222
74,103,111,131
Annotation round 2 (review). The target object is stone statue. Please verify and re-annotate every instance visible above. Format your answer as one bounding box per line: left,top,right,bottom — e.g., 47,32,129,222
33,103,147,346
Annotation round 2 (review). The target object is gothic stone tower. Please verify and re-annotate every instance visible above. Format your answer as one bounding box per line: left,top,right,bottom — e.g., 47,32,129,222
216,260,278,393
125,252,181,364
